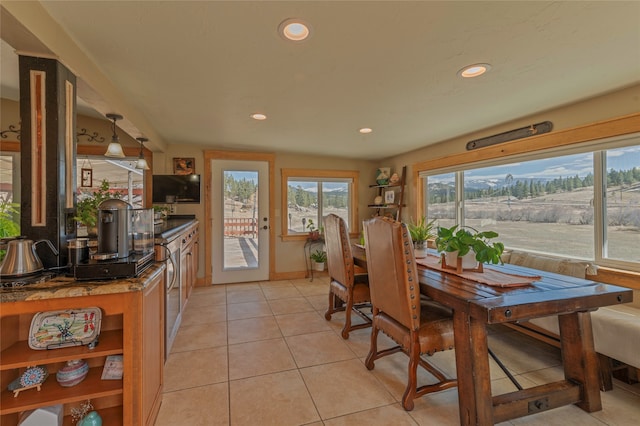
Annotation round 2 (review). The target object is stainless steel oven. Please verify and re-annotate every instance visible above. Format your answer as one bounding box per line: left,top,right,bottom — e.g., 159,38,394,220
156,237,181,359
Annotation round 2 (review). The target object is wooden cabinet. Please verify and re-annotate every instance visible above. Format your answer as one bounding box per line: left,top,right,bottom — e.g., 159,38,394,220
180,222,199,307
0,265,165,425
368,165,406,220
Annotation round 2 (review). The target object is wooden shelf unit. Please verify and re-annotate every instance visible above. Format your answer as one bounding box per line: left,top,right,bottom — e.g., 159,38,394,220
0,265,165,426
368,166,406,220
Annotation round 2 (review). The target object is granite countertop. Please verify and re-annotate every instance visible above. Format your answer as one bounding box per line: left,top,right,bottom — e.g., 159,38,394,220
0,262,165,304
154,215,198,243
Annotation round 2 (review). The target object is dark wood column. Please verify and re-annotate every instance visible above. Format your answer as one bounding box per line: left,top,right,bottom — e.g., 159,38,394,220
19,56,77,268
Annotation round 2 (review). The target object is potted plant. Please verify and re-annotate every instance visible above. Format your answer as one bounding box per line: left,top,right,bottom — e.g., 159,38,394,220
407,217,436,249
74,180,121,236
435,225,504,272
306,219,320,240
310,249,327,271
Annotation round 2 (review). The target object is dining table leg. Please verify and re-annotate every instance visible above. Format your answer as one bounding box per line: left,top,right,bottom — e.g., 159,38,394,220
453,311,493,425
558,311,602,412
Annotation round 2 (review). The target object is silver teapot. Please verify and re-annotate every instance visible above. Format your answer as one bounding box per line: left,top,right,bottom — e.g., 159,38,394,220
0,236,58,277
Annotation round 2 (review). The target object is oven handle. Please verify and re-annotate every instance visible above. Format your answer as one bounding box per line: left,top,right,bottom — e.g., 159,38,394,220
159,245,178,292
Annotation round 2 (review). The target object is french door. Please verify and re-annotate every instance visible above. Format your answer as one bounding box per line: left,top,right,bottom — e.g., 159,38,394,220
209,155,271,284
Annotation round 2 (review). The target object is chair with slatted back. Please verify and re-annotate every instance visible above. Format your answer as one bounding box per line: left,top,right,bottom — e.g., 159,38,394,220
362,216,457,411
323,214,371,339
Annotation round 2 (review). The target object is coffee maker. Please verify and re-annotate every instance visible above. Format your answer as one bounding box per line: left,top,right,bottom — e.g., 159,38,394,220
73,199,154,280
93,199,132,260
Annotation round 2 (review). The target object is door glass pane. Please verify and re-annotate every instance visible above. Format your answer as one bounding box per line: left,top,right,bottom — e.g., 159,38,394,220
223,170,258,269
425,172,456,229
604,145,640,262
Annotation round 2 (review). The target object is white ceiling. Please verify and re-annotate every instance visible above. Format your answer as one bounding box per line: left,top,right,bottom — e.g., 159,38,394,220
1,1,639,160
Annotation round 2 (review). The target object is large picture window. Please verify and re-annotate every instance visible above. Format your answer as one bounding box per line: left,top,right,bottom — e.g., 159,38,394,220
281,169,359,240
422,137,639,271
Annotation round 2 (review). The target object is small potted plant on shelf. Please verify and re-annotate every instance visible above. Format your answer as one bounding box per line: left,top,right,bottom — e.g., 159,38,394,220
407,216,436,249
306,219,320,240
435,225,504,273
310,249,327,271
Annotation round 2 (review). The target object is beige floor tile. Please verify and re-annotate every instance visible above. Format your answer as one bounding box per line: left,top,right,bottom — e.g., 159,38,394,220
294,282,330,296
227,316,282,344
275,311,332,336
181,304,227,327
262,285,303,300
306,294,330,311
226,288,266,304
192,284,227,295
286,330,357,368
228,338,297,379
487,331,561,374
591,385,640,425
187,291,227,308
226,300,272,320
300,358,396,419
226,282,261,292
229,370,320,426
324,403,418,425
509,404,608,425
156,383,229,426
164,346,228,392
406,388,461,426
268,296,316,315
171,321,228,353
260,279,294,288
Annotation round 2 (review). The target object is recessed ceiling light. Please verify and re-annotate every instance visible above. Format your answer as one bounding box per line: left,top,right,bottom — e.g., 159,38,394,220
458,63,492,78
359,128,373,134
250,113,267,120
278,18,311,41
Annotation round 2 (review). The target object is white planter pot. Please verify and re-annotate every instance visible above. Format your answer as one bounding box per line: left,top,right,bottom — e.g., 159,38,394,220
444,251,478,270
312,261,325,271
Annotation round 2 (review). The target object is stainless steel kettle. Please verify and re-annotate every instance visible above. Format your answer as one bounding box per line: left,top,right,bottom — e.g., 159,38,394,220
0,236,58,277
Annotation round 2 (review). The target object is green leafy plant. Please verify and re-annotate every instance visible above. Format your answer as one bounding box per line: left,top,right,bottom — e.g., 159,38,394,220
306,219,317,232
0,198,20,262
74,180,121,228
310,249,327,263
435,225,504,265
407,217,436,243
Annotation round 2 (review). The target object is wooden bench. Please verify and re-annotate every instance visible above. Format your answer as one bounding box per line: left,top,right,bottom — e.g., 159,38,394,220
502,249,640,390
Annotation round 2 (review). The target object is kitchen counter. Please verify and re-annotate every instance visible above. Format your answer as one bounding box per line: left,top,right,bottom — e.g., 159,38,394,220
0,262,165,304
154,215,197,242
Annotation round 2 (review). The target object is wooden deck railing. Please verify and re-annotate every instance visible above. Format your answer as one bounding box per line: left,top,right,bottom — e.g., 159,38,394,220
224,218,257,238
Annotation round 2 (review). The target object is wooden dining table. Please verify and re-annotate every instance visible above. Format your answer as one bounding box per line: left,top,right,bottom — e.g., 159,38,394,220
351,245,633,425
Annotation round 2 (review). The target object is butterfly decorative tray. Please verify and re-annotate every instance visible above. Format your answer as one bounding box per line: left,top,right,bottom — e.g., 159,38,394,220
28,308,102,350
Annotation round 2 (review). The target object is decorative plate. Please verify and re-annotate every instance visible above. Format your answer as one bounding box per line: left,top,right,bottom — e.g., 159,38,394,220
28,308,102,350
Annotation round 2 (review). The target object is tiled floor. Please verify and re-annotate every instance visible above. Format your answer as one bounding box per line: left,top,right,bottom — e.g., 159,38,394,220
155,277,640,425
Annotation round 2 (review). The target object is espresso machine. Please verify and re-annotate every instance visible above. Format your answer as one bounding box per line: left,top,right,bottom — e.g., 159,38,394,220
94,199,132,260
73,199,155,280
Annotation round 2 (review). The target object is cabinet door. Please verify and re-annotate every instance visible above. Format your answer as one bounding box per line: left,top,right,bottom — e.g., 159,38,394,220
180,250,190,310
142,272,164,425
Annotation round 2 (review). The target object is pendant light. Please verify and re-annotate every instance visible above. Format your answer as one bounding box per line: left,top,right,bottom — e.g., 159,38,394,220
135,137,150,170
104,113,125,158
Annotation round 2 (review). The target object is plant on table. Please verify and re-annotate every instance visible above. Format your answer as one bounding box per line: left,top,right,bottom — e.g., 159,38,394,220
407,216,436,249
435,225,504,267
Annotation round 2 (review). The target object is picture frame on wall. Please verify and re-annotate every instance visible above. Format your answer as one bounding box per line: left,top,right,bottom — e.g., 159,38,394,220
81,168,93,188
173,158,195,175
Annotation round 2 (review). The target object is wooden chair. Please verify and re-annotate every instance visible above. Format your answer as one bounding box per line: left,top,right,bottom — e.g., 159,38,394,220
363,216,457,411
323,214,372,339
